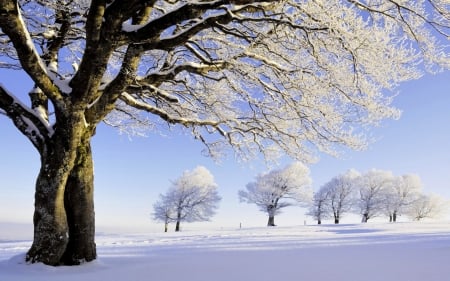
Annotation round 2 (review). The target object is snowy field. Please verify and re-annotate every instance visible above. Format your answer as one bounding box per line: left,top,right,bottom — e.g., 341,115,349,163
1,222,450,281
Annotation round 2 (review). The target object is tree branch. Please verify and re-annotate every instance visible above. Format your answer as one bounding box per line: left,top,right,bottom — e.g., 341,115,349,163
119,92,227,137
0,0,66,111
0,84,52,151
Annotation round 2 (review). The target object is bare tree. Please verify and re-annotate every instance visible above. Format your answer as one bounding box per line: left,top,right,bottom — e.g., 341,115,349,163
355,169,395,223
154,166,221,232
1,0,449,265
239,162,312,226
406,193,448,221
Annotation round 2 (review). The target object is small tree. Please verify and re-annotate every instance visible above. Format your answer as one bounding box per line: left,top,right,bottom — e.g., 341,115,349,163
154,166,221,232
307,187,331,225
406,193,448,221
383,174,422,222
239,162,312,226
152,195,175,233
356,169,394,223
326,169,359,224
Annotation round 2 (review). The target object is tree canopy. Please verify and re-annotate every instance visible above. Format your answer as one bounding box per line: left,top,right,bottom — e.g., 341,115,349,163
153,166,221,231
2,0,449,162
239,162,312,226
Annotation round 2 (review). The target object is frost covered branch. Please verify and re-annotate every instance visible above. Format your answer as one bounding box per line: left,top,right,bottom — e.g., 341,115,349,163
120,92,228,136
0,84,52,151
0,0,67,110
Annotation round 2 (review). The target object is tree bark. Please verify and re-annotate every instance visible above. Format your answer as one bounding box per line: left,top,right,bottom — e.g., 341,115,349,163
317,219,321,225
393,211,397,222
26,135,73,265
267,216,275,226
361,213,369,223
175,209,182,231
334,210,340,224
26,153,69,265
61,135,96,265
26,117,97,265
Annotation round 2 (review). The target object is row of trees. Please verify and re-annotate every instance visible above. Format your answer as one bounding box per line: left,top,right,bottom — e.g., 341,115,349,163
153,162,312,231
309,169,448,224
154,164,448,232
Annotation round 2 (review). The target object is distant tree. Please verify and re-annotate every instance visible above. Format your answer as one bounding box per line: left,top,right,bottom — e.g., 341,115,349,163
406,194,448,221
326,169,359,224
307,187,331,225
154,166,221,232
1,0,450,265
356,170,394,223
152,194,175,233
239,162,312,226
383,174,423,222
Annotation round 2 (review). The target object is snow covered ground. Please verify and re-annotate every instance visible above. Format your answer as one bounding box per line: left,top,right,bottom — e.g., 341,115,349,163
1,222,450,281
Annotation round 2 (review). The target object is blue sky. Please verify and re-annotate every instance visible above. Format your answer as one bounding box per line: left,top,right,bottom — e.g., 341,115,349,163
0,69,449,232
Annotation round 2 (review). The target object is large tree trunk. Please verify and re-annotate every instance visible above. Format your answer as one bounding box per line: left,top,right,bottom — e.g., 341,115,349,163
61,135,96,265
26,117,97,266
26,148,70,265
393,211,397,222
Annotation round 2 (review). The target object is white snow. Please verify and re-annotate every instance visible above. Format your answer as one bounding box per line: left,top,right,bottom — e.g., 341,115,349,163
1,222,450,281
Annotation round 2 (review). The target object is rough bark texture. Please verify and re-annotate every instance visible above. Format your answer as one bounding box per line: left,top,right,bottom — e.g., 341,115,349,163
61,135,96,265
26,117,96,265
26,139,71,265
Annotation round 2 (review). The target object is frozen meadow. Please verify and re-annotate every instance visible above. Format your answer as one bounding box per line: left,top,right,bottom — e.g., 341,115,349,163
1,222,450,281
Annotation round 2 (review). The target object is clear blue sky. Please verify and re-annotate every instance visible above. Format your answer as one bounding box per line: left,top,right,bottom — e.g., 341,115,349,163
1,69,449,233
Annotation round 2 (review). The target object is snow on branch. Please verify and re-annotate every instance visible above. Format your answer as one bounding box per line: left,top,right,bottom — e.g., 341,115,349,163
0,84,52,151
0,0,66,110
119,92,228,137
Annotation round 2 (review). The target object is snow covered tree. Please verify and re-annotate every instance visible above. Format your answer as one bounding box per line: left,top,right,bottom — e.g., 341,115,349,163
307,187,331,225
326,169,359,224
152,194,175,233
406,193,448,221
154,166,221,232
355,169,395,223
1,0,449,265
239,162,312,226
383,174,423,222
